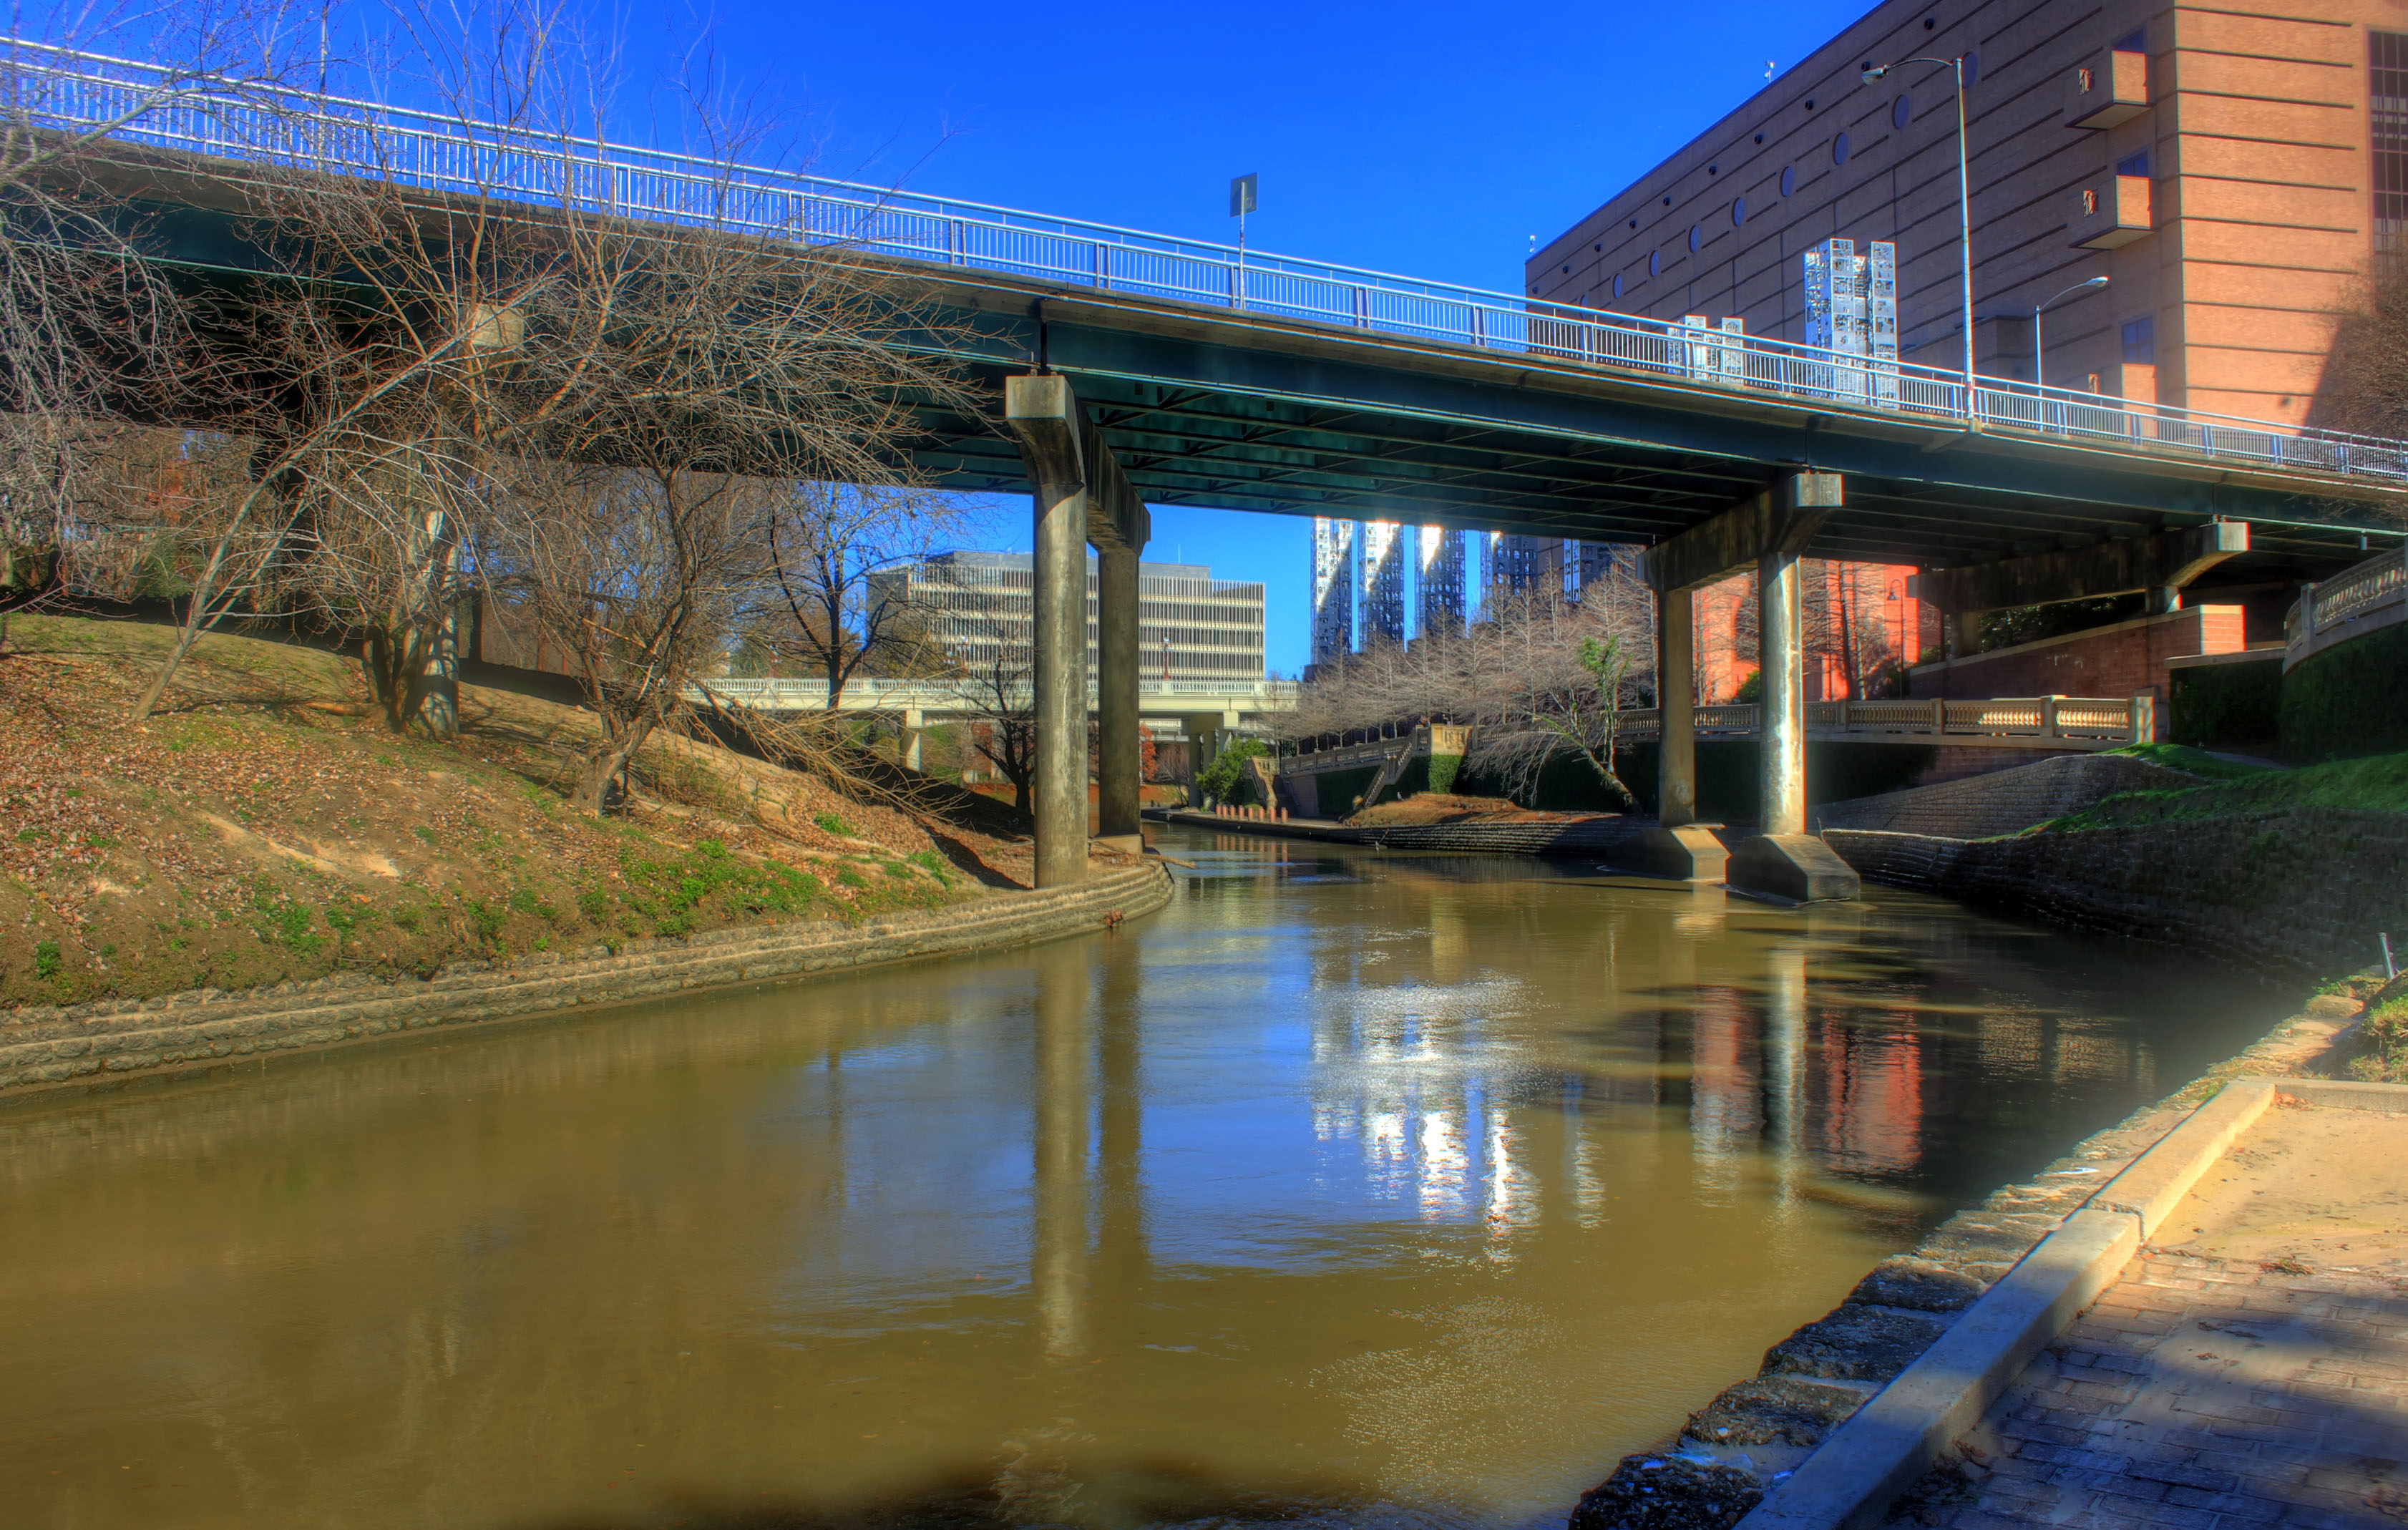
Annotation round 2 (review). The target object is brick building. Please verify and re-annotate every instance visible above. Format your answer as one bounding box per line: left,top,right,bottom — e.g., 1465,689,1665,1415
1528,0,2404,423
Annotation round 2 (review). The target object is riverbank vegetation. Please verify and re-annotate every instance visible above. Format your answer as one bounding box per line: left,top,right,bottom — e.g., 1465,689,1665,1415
0,615,1034,1011
2041,747,2408,832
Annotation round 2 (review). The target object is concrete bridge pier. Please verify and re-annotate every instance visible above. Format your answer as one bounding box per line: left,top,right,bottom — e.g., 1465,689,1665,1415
1640,472,1857,900
901,706,925,774
1624,586,1727,882
1006,373,1152,883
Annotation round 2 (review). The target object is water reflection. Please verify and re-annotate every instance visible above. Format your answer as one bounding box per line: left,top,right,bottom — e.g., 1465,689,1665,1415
0,827,2287,1530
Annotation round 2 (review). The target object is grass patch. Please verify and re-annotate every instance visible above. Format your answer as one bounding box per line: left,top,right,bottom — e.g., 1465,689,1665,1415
2039,750,2408,833
813,811,850,837
2100,741,2271,783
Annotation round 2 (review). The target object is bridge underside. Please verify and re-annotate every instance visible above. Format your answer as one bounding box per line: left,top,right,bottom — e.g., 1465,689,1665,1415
898,281,2399,586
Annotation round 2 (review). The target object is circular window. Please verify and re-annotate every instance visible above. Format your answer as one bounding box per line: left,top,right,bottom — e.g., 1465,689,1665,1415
1732,197,1746,226
1834,132,1852,165
1781,165,1796,197
1754,132,1765,144
1689,224,1702,252
1662,195,1673,206
1805,97,1815,110
1649,250,1661,278
1612,272,1624,300
1963,49,1979,85
1629,218,1639,229
1893,94,1911,129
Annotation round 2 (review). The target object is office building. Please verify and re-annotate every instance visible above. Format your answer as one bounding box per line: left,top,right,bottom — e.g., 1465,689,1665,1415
872,552,1266,683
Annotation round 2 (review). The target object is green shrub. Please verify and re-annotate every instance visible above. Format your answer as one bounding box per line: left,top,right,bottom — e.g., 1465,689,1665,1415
2168,656,2282,751
1197,737,1269,804
34,940,62,980
814,812,850,837
2282,620,2408,763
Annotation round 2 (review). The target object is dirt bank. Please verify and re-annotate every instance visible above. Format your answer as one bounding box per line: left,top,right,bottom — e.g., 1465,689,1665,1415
1,614,1050,1011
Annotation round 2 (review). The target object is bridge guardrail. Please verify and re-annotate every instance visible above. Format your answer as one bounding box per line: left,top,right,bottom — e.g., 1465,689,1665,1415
2285,545,2408,669
1613,696,2151,749
14,38,2408,488
686,676,1300,711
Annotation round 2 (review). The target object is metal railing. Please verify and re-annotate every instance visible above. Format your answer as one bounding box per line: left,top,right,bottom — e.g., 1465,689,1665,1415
1614,695,2153,749
15,37,2408,486
688,675,1300,711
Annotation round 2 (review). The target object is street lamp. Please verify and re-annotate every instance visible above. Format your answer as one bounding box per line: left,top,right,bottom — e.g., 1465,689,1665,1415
2032,275,2109,390
1863,56,1977,419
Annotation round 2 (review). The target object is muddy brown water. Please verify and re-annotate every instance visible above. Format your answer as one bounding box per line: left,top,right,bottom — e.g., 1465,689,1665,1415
0,826,2290,1530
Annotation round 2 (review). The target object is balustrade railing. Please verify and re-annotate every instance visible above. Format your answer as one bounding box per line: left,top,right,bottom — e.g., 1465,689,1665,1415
14,37,2408,485
1614,695,2149,748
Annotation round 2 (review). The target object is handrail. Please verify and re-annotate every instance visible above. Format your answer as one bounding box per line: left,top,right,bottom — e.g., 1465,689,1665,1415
12,37,2408,484
2284,545,2408,664
1614,695,2150,747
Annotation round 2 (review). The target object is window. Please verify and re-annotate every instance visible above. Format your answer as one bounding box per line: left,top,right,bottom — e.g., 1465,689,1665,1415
1732,197,1746,226
2115,150,2150,177
2375,31,2408,261
1893,94,1912,130
1781,165,1796,196
1963,49,1979,85
2112,26,2145,52
1834,132,1851,165
1612,273,1624,300
2122,316,2155,364
1649,250,1661,278
1689,224,1702,251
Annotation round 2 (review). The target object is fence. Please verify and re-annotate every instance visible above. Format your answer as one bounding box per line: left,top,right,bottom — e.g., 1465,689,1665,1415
14,37,2408,486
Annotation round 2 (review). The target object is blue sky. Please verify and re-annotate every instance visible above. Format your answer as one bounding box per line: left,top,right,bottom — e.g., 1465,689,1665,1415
585,0,1883,673
341,0,1873,673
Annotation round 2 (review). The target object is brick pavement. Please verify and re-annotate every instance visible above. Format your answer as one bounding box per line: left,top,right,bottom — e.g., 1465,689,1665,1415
1888,1251,2408,1530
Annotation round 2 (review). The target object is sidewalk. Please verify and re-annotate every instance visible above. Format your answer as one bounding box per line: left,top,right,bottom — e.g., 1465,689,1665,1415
1887,1098,2408,1530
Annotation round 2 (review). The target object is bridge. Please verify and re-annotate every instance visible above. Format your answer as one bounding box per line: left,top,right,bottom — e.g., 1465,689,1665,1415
688,676,1298,769
20,40,2408,896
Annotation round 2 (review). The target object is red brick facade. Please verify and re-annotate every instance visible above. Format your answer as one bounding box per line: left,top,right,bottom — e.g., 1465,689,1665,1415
1904,605,2245,705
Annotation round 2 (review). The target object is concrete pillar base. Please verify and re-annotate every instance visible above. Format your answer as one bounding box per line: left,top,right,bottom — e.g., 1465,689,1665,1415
1619,824,1729,884
1728,834,1861,903
1091,833,1144,858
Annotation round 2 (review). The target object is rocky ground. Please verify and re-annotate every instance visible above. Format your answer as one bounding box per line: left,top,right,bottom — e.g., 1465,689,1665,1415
0,613,1045,1011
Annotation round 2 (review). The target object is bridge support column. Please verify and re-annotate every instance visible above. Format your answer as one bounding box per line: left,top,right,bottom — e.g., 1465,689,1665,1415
1008,375,1095,888
1096,542,1144,856
1621,585,1725,882
1636,472,1850,890
901,707,925,774
1727,545,1860,903
1658,588,1697,829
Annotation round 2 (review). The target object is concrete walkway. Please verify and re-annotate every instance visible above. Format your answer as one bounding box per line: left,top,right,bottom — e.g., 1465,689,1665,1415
1887,1101,2408,1530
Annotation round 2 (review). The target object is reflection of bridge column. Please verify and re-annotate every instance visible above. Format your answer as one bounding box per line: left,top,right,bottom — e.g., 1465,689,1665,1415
1031,940,1092,1360
1763,945,1807,1207
1095,936,1146,1311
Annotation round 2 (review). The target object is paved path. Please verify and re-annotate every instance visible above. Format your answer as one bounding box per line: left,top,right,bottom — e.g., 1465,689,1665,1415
1890,1101,2408,1530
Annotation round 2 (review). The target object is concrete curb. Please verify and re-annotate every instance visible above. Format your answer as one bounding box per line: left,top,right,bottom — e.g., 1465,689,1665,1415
1732,1076,2278,1530
2272,1075,2408,1113
0,864,1174,1100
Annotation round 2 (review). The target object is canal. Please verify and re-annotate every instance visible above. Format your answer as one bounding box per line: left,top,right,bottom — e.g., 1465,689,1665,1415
0,825,2288,1530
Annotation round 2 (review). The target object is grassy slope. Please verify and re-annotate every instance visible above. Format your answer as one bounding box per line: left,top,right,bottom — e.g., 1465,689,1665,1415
2036,744,2408,833
1,614,1033,1010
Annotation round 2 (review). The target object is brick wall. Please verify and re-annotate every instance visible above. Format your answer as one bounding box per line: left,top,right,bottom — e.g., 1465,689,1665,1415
1906,606,2244,708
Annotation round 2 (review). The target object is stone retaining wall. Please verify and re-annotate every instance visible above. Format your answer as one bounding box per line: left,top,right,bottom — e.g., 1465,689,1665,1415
1570,983,2373,1530
1825,809,2408,980
1815,753,2200,841
0,863,1173,1098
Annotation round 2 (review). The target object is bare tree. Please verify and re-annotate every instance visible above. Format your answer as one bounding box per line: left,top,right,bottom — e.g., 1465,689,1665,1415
947,651,1038,809
761,481,960,708
2318,262,2408,453
0,11,308,651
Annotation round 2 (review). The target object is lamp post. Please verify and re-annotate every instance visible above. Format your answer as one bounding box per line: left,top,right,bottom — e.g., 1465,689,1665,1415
2032,275,2110,390
1863,56,1976,419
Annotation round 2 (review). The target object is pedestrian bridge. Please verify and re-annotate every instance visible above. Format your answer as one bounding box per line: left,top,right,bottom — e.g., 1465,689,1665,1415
689,676,1298,731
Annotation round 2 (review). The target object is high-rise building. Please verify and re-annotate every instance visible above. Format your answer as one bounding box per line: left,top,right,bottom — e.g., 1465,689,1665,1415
871,552,1266,683
1486,533,1564,601
1310,518,1357,667
1417,526,1468,638
1360,520,1408,645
